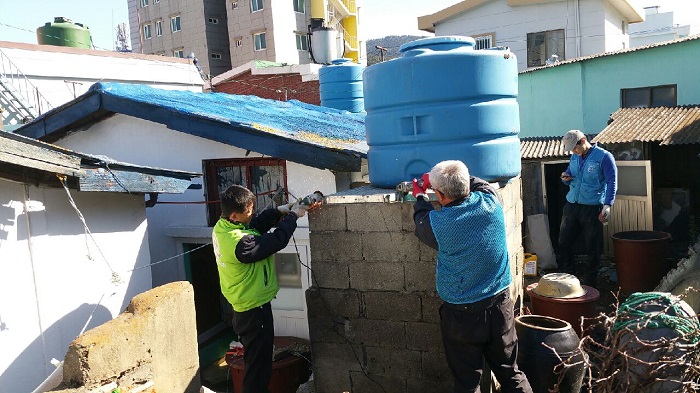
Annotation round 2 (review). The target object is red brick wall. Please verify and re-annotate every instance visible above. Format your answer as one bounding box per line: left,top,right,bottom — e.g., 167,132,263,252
214,71,320,105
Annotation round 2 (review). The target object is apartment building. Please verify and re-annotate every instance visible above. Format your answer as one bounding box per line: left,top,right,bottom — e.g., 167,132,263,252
128,0,232,77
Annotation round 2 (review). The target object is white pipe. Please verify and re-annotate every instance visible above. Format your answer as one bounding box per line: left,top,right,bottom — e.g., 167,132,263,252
30,359,63,393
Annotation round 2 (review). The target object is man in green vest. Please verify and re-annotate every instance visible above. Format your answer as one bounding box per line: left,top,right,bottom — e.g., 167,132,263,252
212,185,319,393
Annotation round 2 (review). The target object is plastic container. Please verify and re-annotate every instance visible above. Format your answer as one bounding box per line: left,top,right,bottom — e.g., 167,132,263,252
363,36,521,188
319,59,365,113
523,253,538,277
37,17,91,49
611,231,671,295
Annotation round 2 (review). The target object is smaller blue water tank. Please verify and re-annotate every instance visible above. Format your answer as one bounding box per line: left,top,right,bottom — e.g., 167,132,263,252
363,36,521,188
319,58,365,113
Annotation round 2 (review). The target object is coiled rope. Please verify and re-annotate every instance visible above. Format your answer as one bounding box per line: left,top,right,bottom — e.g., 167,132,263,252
612,292,700,343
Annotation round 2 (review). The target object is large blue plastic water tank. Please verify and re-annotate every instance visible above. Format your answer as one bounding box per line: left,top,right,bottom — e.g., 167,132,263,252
363,36,521,188
319,58,365,113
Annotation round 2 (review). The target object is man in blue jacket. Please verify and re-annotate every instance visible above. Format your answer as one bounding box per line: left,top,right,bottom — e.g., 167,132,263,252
413,160,532,393
558,129,617,287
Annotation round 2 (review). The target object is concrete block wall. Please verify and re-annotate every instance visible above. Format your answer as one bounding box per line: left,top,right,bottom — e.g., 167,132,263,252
215,71,320,105
53,282,201,393
306,178,524,392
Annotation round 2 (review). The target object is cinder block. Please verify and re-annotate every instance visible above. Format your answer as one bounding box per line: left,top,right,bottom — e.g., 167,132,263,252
347,203,403,232
310,231,362,261
306,288,361,318
406,322,443,352
364,292,421,321
401,202,418,232
311,260,350,289
365,347,422,378
421,292,443,323
405,262,437,292
313,365,352,393
362,232,420,262
349,262,404,291
421,351,452,381
309,204,347,232
419,242,438,262
350,371,407,393
353,318,407,349
311,342,365,373
308,316,350,344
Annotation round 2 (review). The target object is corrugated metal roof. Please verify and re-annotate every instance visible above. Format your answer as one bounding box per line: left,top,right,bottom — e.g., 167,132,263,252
521,34,700,74
593,106,700,145
520,136,570,159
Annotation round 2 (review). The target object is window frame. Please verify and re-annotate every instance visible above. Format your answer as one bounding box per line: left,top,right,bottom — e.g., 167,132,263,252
621,84,677,108
293,0,305,13
232,1,238,9
141,0,149,7
154,0,159,3
251,0,263,12
155,20,163,36
171,15,181,33
203,158,289,226
211,52,222,59
142,24,152,39
254,31,267,51
173,49,184,58
295,33,308,51
526,29,565,68
207,17,219,24
234,37,243,47
473,33,494,50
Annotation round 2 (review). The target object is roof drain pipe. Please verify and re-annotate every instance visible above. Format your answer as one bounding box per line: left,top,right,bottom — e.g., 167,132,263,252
574,0,581,57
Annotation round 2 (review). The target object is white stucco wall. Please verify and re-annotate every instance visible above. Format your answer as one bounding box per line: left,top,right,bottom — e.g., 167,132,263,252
433,0,629,70
0,180,152,392
52,115,340,339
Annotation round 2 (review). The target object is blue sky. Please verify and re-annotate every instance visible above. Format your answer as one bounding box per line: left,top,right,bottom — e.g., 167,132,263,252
0,0,697,50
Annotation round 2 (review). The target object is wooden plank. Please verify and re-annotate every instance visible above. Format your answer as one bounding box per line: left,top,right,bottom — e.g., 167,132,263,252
78,168,192,193
0,136,81,176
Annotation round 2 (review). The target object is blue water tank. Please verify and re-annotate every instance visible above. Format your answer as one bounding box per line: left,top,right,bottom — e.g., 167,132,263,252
319,58,365,113
363,36,521,188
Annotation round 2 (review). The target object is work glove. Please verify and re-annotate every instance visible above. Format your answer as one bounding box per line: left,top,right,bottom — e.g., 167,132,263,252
291,201,309,218
412,173,430,199
276,201,295,215
599,205,611,224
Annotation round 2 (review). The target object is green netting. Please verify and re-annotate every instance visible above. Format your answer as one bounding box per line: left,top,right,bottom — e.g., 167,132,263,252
612,292,700,343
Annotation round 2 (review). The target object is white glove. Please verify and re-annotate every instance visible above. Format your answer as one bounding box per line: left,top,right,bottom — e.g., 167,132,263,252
276,201,295,215
291,202,309,218
599,205,611,223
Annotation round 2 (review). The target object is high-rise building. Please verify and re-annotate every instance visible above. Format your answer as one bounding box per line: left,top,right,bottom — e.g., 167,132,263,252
128,0,365,79
128,0,232,77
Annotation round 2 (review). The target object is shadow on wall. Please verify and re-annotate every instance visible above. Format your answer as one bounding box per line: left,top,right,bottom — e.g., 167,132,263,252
0,303,113,392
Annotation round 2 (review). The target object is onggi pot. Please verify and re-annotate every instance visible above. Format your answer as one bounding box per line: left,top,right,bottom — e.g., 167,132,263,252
515,315,586,393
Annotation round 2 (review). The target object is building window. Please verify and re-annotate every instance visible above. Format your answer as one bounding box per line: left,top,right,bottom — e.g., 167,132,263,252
232,1,238,9
254,32,267,50
473,33,494,50
171,15,181,32
155,20,163,36
527,29,564,67
251,0,263,12
621,21,628,35
203,158,289,225
295,33,308,50
141,0,148,7
208,17,219,24
154,0,159,3
621,85,677,108
235,37,242,47
143,24,152,39
173,49,184,58
211,52,222,59
293,0,305,13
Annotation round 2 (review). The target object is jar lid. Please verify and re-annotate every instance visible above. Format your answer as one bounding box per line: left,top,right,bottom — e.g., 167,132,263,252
532,273,587,299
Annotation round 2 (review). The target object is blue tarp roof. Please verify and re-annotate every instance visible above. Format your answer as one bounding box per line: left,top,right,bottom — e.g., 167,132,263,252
17,82,367,172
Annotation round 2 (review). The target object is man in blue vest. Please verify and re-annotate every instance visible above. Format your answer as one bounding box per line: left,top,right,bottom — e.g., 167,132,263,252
413,160,532,393
558,129,617,287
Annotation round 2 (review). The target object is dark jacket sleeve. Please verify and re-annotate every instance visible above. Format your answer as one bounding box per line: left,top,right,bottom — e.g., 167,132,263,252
470,176,502,204
249,208,283,234
413,196,438,250
235,212,298,263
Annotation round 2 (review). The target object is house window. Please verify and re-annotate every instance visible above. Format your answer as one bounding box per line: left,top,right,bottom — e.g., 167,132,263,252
232,1,238,9
141,0,148,7
254,32,267,50
208,17,219,24
173,49,184,58
527,29,564,67
473,33,494,50
621,85,677,108
155,20,163,36
295,33,308,50
251,0,263,12
171,15,181,32
143,24,152,39
274,252,302,288
211,52,222,59
235,37,242,47
203,158,289,225
293,0,305,13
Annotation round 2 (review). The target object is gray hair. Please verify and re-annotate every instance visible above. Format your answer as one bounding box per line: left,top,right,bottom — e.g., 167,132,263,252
429,160,470,199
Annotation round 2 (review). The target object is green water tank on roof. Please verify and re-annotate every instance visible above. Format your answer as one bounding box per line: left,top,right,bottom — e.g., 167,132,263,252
37,17,91,49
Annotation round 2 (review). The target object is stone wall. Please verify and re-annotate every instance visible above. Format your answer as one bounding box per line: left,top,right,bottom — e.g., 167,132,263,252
306,178,524,393
52,282,201,393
